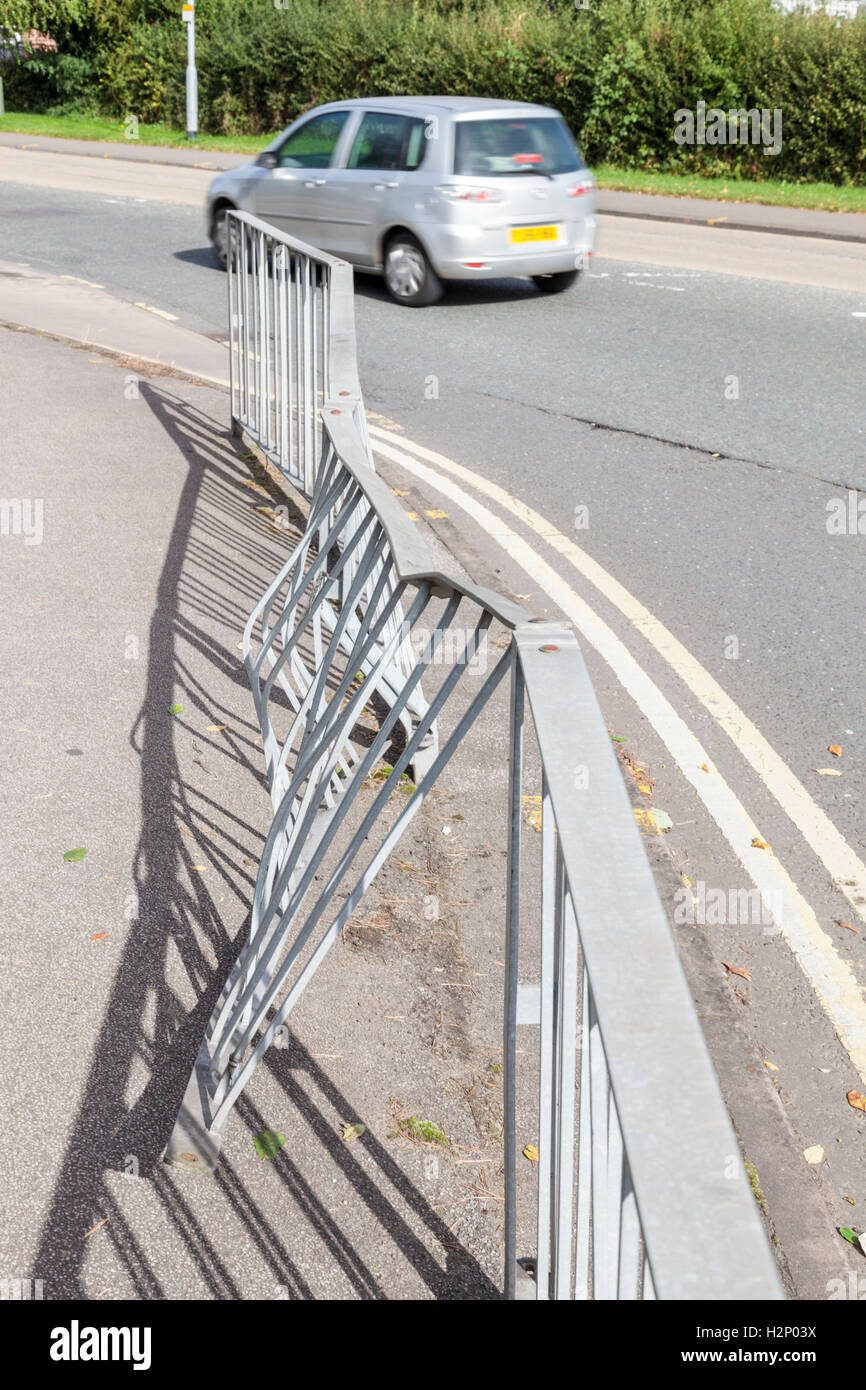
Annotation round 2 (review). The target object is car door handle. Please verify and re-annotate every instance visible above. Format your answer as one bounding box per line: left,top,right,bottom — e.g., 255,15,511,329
303,178,326,188
373,181,399,190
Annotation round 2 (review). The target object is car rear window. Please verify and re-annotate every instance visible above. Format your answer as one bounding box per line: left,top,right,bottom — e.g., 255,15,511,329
453,117,584,177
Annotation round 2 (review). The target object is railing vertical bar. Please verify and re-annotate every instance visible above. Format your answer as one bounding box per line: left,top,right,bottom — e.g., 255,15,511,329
307,258,316,492
503,648,523,1301
278,247,289,472
574,960,592,1298
606,1076,625,1298
264,234,273,450
535,770,556,1301
588,990,610,1298
252,227,258,433
241,222,251,425
618,1162,641,1300
227,216,236,423
294,251,302,482
552,863,578,1299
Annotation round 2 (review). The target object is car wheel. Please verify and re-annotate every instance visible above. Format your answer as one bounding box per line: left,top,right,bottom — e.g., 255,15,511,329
384,234,443,307
532,270,580,294
211,204,236,271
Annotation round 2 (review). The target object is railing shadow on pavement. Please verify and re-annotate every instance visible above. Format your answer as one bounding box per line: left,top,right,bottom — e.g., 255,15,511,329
29,378,497,1300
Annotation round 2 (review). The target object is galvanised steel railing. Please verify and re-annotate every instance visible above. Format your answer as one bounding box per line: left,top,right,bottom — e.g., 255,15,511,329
165,212,783,1301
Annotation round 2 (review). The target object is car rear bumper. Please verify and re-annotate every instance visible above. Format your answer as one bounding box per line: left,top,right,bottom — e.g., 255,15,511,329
425,215,596,280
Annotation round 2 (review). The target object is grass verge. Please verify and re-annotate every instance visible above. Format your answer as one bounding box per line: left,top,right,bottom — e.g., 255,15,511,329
0,111,271,155
2,113,864,214
593,165,866,216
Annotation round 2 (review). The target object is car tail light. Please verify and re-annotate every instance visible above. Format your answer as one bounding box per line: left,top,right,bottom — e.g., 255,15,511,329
435,185,504,203
567,178,595,197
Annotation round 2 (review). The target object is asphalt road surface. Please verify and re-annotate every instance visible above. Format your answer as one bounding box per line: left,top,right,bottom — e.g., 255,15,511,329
2,152,865,1292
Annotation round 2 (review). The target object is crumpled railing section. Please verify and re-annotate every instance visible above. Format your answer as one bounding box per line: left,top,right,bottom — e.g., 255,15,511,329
164,211,783,1302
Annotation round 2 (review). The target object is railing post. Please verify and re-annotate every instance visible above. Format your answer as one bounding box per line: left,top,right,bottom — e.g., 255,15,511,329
503,647,523,1300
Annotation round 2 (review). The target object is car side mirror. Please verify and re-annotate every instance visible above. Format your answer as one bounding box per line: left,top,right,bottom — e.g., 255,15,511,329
257,151,279,169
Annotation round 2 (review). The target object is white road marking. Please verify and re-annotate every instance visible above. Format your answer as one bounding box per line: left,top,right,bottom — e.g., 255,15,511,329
370,426,866,1081
370,422,866,930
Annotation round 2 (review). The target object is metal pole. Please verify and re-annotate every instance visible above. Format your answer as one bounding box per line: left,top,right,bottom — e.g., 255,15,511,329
503,650,524,1300
185,13,198,141
0,77,5,119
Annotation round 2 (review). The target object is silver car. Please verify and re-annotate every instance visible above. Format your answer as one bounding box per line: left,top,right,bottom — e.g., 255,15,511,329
206,96,596,306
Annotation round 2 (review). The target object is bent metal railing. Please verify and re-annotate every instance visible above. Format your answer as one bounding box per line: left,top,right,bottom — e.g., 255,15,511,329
164,211,783,1301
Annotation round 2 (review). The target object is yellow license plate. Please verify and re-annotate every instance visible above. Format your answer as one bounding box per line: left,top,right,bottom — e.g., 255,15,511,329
511,225,558,244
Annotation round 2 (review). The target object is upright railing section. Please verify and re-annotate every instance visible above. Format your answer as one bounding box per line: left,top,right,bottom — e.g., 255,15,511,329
165,211,783,1301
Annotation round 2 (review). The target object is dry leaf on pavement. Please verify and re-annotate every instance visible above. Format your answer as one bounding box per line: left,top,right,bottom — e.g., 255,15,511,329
721,960,753,981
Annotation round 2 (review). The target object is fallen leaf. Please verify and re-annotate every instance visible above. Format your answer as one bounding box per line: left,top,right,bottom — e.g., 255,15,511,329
764,1060,779,1072
845,1196,856,1205
610,734,628,743
84,1218,108,1239
341,1122,367,1143
838,1227,864,1250
523,1144,539,1162
206,724,227,732
847,1090,866,1113
190,865,208,872
63,847,87,862
815,768,842,777
253,1130,285,1160
699,762,712,773
751,837,770,851
424,509,448,519
170,703,183,715
828,745,842,757
90,932,108,941
634,807,672,834
803,1145,825,1165
838,921,861,935
721,960,753,981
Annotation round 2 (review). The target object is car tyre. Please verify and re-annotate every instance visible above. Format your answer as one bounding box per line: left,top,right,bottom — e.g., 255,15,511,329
211,204,236,271
384,233,443,307
532,270,580,294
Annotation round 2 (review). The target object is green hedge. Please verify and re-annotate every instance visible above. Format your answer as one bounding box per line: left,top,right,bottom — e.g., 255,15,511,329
3,0,865,183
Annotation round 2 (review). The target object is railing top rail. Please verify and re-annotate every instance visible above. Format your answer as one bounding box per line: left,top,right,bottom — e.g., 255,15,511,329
324,412,531,631
514,626,784,1301
227,206,350,268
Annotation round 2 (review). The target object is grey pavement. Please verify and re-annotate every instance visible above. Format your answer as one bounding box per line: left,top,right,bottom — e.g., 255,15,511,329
0,129,247,172
2,129,864,240
0,324,532,1299
2,191,865,1300
598,187,866,243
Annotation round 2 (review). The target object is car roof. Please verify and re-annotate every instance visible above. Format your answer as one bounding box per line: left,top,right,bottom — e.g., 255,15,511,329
322,95,560,119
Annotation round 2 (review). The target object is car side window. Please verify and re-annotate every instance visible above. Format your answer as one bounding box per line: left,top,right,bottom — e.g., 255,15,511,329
276,111,350,169
347,112,427,172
